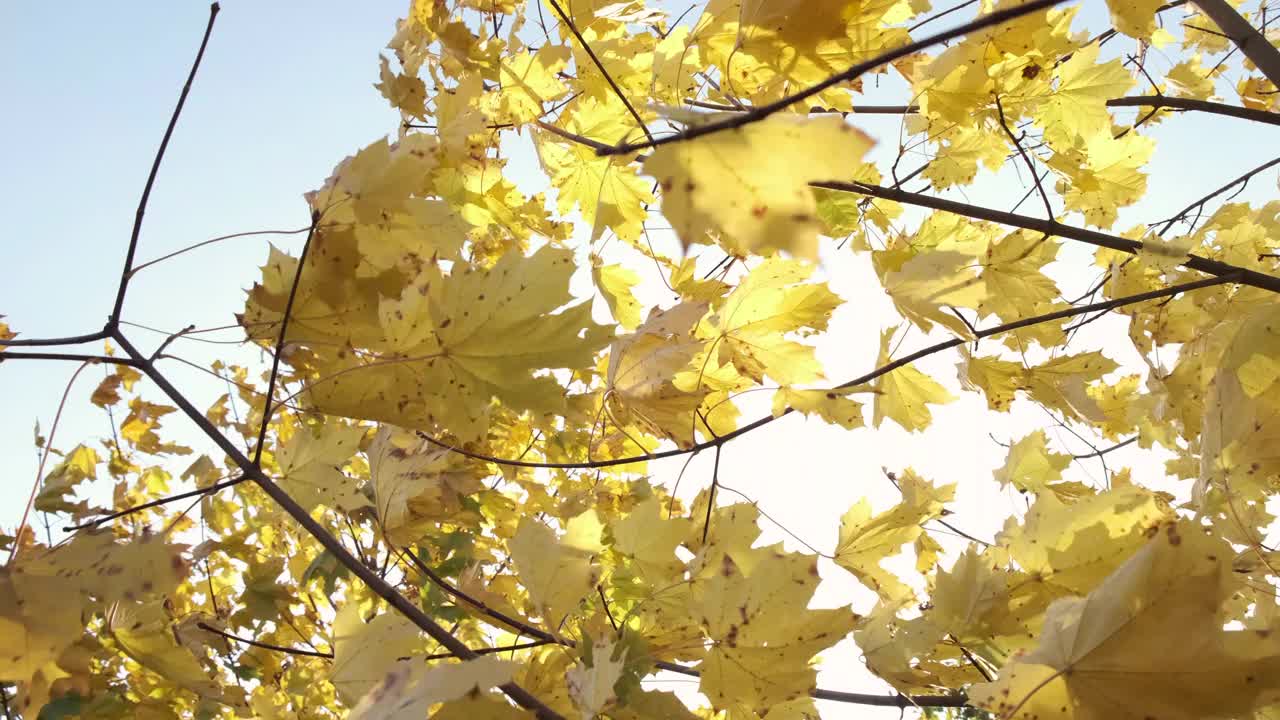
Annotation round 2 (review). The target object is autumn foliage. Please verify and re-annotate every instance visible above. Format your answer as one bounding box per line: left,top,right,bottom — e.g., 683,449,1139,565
4,0,1280,718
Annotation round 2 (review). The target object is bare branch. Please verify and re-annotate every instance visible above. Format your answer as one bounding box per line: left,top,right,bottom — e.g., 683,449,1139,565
251,214,320,467
64,475,246,532
109,3,221,327
546,0,654,143
1190,0,1280,87
0,351,141,366
198,622,333,659
820,181,1280,294
1106,95,1280,126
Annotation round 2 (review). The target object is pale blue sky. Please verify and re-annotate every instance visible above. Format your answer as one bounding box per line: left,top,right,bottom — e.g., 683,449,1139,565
3,1,1278,714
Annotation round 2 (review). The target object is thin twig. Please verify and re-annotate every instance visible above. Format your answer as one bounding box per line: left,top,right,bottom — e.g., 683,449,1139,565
1153,155,1280,235
128,227,311,277
64,475,246,531
251,214,320,467
994,95,1052,218
198,622,333,658
109,3,221,326
13,362,93,560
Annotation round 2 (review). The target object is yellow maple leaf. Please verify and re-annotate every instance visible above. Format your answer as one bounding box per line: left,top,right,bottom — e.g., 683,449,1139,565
329,600,426,704
109,601,242,709
881,248,986,335
368,426,480,545
999,485,1172,595
1033,45,1134,148
973,520,1280,720
1053,131,1154,230
497,46,570,122
567,634,626,718
307,246,611,442
1103,0,1166,39
606,302,710,448
834,469,954,601
275,420,366,513
699,258,843,385
348,656,517,720
771,386,866,429
692,547,858,714
508,514,599,629
643,113,874,258
1201,302,1280,503
537,97,654,243
994,430,1071,495
873,327,955,431
592,259,643,330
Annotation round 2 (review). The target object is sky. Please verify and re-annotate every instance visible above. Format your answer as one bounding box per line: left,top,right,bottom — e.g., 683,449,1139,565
2,1,1278,717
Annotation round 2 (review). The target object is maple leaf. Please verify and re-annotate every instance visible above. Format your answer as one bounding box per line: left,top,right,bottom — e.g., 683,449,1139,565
643,112,874,258
368,426,481,545
873,327,955,432
537,97,654,243
834,469,954,601
698,258,843,386
508,514,600,629
994,430,1071,495
1033,45,1134,148
275,420,366,513
329,600,426,704
592,259,643,330
605,301,710,448
973,520,1280,719
306,246,612,442
348,656,518,720
567,634,626,718
692,547,858,714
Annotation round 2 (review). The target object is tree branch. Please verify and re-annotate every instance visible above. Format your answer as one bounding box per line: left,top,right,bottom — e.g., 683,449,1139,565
420,272,1241,472
197,622,333,658
401,549,967,707
819,181,1280,294
1190,0,1280,88
1106,95,1280,126
64,475,246,531
600,0,1066,156
1153,155,1280,235
109,332,562,720
1071,436,1138,459
0,329,111,348
0,351,141,366
128,226,311,277
109,3,221,327
251,213,319,467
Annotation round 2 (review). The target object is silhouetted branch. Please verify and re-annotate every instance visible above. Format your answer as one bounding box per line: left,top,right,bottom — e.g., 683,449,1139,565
109,3,221,327
64,475,246,531
1106,95,1280,126
819,181,1280,294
